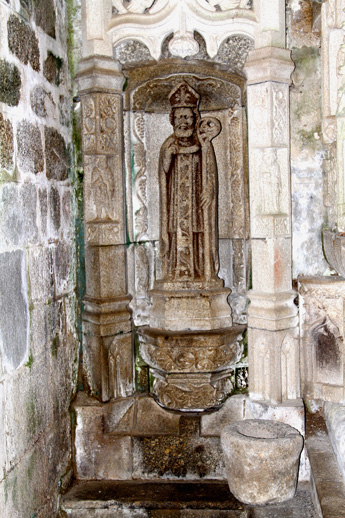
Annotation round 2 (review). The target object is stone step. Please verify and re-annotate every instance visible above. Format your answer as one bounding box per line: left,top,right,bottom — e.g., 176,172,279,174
60,480,318,518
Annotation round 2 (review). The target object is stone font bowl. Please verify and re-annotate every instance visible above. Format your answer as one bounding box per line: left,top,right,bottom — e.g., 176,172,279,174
221,419,304,505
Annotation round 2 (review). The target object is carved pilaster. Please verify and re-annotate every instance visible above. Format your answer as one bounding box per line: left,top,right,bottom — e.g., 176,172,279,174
77,56,133,401
244,47,297,404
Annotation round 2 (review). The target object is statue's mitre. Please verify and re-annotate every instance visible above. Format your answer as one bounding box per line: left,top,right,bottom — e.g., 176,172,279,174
169,82,200,109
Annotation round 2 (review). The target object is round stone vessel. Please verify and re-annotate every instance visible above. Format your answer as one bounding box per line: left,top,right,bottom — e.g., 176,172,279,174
221,419,304,505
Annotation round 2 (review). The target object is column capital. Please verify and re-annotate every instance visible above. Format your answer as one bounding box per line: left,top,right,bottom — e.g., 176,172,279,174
244,47,295,85
247,290,298,331
76,56,125,95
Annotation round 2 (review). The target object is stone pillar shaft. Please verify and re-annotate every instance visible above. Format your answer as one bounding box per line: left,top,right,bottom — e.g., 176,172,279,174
245,47,299,404
77,56,133,402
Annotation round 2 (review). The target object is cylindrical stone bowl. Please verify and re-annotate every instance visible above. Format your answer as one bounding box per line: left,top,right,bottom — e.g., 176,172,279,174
221,419,304,505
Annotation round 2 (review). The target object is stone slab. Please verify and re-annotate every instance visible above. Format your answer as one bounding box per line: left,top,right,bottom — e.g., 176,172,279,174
324,402,345,483
307,414,345,518
61,481,317,517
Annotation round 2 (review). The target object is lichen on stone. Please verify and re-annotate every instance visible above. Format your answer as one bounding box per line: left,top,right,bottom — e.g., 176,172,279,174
0,59,21,106
0,113,14,170
7,15,40,72
44,51,64,86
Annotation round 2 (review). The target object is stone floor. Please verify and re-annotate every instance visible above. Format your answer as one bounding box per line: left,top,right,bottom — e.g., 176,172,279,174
61,480,318,517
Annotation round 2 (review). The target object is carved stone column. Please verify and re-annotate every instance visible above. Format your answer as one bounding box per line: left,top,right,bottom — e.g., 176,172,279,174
77,57,133,402
245,48,299,404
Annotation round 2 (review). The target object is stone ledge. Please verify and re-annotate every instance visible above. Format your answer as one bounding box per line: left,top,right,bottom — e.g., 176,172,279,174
306,412,345,518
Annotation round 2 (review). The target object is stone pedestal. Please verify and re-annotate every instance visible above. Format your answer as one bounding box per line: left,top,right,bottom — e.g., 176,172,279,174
139,326,244,411
150,281,232,331
221,419,304,505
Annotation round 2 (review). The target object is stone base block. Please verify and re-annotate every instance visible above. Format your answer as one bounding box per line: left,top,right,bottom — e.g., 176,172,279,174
152,369,234,411
138,326,245,373
150,286,232,331
221,420,304,505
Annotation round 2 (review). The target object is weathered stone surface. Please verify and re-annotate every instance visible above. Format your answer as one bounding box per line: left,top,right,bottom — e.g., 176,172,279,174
17,120,44,174
0,113,13,169
30,86,55,118
8,15,40,71
27,245,53,303
44,51,64,85
34,0,56,38
221,420,303,505
201,395,246,437
0,59,21,106
45,127,68,180
59,94,71,126
74,401,132,480
0,183,38,246
0,250,29,373
324,402,345,482
49,185,61,234
53,241,74,296
85,245,127,299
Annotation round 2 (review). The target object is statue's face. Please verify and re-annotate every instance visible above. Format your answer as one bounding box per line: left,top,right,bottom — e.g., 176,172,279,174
173,107,195,138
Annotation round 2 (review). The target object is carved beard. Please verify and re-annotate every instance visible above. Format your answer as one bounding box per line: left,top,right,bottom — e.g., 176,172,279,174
174,125,194,138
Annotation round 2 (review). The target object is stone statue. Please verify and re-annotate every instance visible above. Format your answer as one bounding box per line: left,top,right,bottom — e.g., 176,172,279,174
158,81,221,283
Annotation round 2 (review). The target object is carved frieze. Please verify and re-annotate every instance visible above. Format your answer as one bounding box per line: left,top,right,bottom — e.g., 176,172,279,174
81,93,120,155
141,342,241,373
132,75,241,112
152,371,234,411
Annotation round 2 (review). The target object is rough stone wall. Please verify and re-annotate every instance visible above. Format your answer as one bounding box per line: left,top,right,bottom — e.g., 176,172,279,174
287,0,330,278
0,1,79,516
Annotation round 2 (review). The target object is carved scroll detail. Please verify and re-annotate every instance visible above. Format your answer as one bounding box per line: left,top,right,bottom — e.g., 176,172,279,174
133,112,148,240
82,94,120,155
272,84,288,145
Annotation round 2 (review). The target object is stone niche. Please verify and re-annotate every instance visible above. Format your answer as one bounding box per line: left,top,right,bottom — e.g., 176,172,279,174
123,59,250,410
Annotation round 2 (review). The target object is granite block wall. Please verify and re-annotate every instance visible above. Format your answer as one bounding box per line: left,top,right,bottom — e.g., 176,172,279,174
0,1,80,516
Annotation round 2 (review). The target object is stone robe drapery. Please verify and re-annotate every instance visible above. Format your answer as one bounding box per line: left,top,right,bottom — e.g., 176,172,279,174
159,133,219,282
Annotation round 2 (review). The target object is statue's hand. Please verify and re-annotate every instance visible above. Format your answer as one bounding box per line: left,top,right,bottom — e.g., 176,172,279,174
197,117,221,147
161,139,177,172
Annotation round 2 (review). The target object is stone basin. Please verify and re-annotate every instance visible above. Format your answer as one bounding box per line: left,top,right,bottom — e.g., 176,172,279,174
221,419,304,505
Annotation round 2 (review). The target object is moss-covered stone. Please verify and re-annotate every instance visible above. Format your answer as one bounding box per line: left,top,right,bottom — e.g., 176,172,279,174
44,51,64,86
0,113,14,169
45,127,68,180
34,0,56,38
17,120,44,174
8,15,40,72
0,59,21,106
